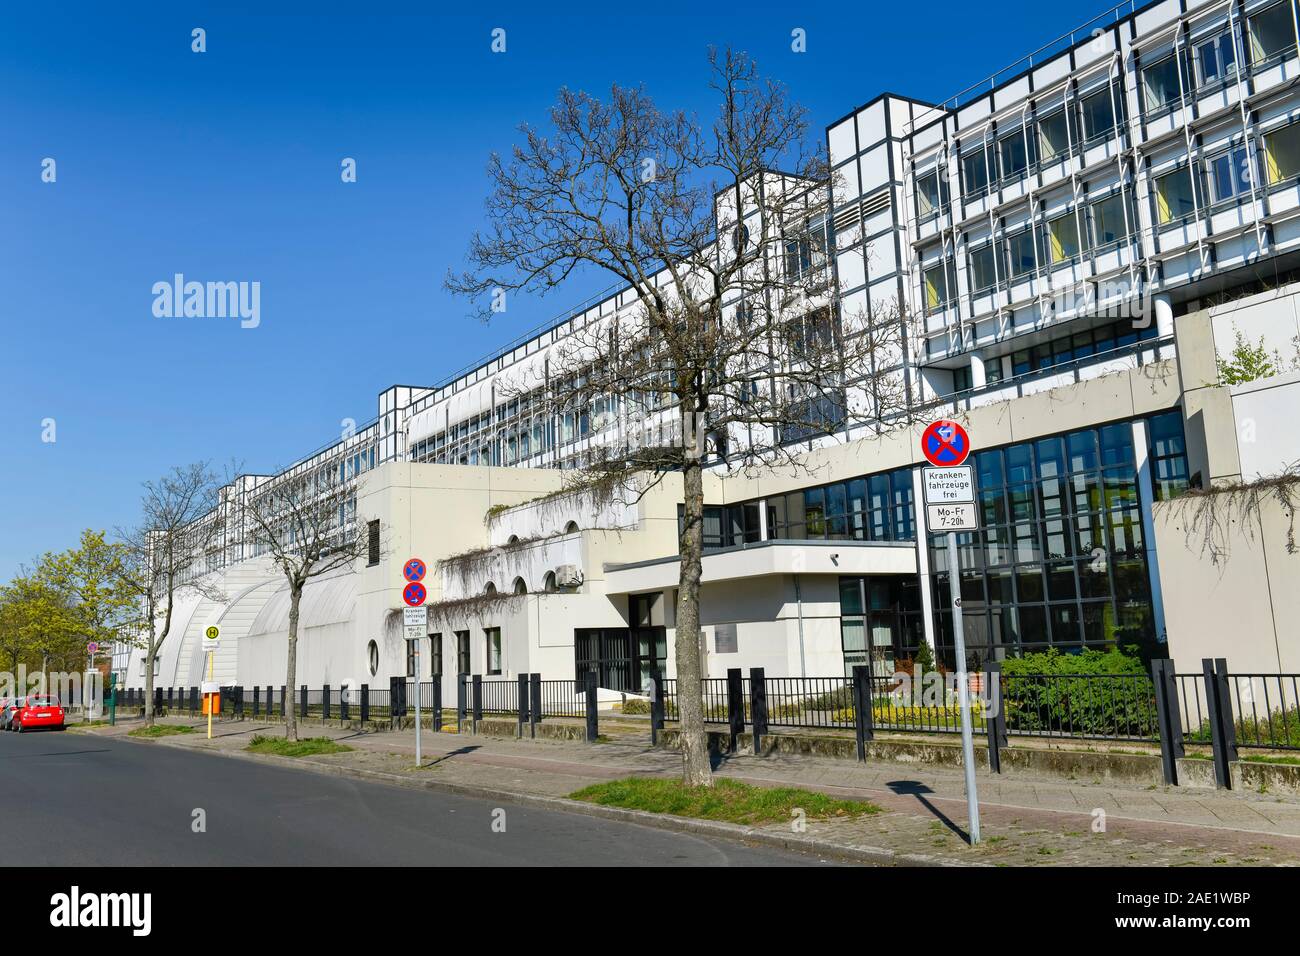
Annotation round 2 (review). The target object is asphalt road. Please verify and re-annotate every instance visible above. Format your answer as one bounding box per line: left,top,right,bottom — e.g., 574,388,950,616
0,728,834,866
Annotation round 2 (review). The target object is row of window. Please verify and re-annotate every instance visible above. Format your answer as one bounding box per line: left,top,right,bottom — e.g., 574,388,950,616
924,191,1134,310
951,319,1163,393
921,120,1300,313
915,4,1299,214
1150,121,1300,225
416,629,501,678
691,466,919,550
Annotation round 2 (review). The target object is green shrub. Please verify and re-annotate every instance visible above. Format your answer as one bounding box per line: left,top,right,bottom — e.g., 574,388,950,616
1187,705,1300,748
1000,647,1157,737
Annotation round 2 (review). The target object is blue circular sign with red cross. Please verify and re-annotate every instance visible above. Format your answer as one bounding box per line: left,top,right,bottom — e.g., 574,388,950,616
921,420,971,467
402,582,427,607
402,558,426,583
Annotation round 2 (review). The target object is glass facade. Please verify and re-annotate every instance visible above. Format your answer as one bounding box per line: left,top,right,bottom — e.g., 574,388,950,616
766,467,916,542
923,411,1188,668
831,412,1189,671
838,576,925,677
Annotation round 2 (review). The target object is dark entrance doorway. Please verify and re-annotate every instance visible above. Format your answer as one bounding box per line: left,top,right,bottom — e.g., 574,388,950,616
574,627,669,692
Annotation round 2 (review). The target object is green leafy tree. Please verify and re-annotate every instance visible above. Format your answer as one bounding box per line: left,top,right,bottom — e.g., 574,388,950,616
40,530,137,673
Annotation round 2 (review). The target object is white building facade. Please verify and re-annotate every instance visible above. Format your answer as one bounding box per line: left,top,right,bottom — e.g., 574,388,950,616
120,0,1300,699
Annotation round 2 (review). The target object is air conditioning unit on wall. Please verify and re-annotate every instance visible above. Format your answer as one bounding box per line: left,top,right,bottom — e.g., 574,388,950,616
555,565,584,588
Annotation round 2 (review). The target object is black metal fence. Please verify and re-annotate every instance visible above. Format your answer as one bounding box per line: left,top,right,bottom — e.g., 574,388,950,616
115,656,1296,790
537,680,586,718
1176,668,1300,751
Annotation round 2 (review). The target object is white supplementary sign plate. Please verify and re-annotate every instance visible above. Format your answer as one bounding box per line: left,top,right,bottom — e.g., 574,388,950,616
405,625,424,641
926,502,980,532
403,607,428,628
201,681,221,694
922,465,974,504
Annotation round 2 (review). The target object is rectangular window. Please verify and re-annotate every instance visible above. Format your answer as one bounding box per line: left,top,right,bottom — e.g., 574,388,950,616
962,148,989,198
1080,87,1118,142
916,170,944,219
1207,144,1252,203
1197,30,1238,85
1038,109,1073,162
999,128,1031,181
1154,167,1197,223
431,633,443,677
968,243,998,293
485,628,502,676
1046,211,1085,264
1148,411,1191,500
923,260,951,312
456,631,470,675
1248,2,1297,64
367,520,380,566
953,365,973,393
1091,193,1129,245
1263,122,1300,183
1143,54,1186,113
1005,229,1038,279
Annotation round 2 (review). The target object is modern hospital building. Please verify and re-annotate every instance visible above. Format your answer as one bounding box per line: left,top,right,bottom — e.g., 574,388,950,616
119,0,1300,700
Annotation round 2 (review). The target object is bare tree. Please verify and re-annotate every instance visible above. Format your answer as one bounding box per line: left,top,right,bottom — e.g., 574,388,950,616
449,49,920,786
243,463,371,741
116,463,224,727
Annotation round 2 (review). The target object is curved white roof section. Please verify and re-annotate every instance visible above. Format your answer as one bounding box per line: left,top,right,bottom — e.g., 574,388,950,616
246,569,358,642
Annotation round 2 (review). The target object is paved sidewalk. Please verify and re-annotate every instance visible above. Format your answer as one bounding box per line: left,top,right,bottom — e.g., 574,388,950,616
91,716,1300,866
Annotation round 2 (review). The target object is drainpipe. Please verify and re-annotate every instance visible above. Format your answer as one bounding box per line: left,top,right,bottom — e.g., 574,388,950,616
794,576,807,678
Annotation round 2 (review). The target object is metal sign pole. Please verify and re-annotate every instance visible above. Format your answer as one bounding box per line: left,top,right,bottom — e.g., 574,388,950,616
413,643,422,768
947,530,981,845
207,650,214,740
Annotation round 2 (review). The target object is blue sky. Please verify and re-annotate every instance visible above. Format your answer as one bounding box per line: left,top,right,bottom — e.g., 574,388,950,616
0,0,1115,579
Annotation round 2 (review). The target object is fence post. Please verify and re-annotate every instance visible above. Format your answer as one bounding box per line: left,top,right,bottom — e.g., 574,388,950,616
984,661,1006,774
584,670,599,742
529,673,541,738
340,683,350,722
235,686,244,720
1214,658,1238,763
456,673,467,732
1202,658,1234,789
280,685,286,720
649,666,665,746
726,668,744,754
749,667,768,756
300,685,308,723
852,665,873,761
472,675,483,731
517,673,529,738
1151,659,1184,785
360,684,369,723
321,684,330,721
432,679,442,732
252,685,260,719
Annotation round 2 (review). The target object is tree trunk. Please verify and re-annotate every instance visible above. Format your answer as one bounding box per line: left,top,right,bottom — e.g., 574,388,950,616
143,638,155,727
285,581,302,741
674,450,713,787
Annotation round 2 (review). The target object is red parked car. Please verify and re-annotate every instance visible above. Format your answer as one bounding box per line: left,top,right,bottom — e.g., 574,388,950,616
9,695,65,732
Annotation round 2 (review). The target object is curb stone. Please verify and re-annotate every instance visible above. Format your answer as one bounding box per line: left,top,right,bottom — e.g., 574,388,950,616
117,732,971,867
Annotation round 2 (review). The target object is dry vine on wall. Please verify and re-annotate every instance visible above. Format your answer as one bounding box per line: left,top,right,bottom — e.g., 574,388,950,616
1168,466,1300,566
